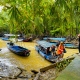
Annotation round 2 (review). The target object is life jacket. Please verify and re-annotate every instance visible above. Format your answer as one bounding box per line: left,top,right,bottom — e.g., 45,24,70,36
56,45,64,55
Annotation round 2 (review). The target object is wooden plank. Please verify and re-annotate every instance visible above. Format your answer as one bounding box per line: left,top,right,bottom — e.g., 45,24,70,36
40,57,74,72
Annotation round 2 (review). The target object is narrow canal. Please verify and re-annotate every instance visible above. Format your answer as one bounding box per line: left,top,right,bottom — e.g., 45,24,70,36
0,39,78,73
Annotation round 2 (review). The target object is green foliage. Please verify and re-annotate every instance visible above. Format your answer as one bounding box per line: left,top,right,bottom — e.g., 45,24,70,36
56,59,73,72
0,10,10,33
50,28,60,36
0,0,80,37
8,5,21,22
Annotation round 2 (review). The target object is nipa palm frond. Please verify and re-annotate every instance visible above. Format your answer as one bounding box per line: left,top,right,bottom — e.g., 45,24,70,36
8,5,21,22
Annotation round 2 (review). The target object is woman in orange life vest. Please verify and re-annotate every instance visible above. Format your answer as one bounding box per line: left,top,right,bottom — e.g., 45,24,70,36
56,42,65,58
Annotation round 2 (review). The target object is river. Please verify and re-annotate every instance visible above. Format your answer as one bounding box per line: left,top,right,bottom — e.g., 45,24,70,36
0,39,78,73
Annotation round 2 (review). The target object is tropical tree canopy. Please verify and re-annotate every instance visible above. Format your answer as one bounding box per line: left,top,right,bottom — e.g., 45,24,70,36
0,0,80,37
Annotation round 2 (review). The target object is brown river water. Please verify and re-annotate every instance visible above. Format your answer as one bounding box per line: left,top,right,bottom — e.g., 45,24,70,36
0,39,78,73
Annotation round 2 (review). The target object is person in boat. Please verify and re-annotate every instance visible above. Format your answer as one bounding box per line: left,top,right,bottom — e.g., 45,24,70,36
56,42,65,59
46,47,51,55
50,45,56,56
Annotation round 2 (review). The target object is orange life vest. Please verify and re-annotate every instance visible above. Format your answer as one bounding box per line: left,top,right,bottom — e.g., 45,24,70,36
56,45,64,55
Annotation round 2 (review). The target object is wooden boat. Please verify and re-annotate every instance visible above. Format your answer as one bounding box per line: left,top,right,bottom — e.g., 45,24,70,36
43,37,77,49
64,42,78,49
2,37,9,41
2,34,20,41
23,37,32,42
7,42,30,56
43,37,66,42
35,40,58,63
49,42,78,49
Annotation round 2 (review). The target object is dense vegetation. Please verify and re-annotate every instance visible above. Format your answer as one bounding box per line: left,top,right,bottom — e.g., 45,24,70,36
0,0,80,37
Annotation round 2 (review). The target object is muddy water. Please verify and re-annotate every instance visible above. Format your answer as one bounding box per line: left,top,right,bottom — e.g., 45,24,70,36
0,39,51,73
0,39,78,72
